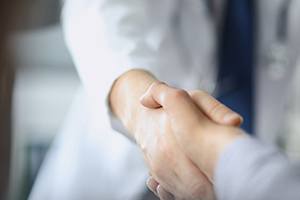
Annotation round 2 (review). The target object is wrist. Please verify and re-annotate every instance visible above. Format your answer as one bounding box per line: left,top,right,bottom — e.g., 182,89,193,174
194,125,245,180
110,69,158,137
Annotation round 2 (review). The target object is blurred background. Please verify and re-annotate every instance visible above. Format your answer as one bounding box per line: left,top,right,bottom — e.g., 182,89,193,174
2,1,300,200
8,1,79,199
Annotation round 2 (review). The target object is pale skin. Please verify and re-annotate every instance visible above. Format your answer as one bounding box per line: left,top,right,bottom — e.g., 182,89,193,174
110,69,245,200
141,82,246,200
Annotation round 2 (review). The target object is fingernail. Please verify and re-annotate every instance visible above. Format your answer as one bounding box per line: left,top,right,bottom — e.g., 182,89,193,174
223,113,243,125
157,185,174,200
146,178,159,196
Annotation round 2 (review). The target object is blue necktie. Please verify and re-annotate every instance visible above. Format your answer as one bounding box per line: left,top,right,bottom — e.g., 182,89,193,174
217,0,255,134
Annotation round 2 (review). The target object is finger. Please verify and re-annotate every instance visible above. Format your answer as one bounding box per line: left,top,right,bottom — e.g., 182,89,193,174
157,185,174,200
189,90,243,126
141,82,243,127
146,176,159,196
140,82,207,127
140,82,189,110
140,81,165,109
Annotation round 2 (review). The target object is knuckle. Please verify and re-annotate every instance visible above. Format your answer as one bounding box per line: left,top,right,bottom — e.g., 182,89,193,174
208,101,223,117
171,89,189,99
209,102,220,115
152,81,164,89
190,90,208,99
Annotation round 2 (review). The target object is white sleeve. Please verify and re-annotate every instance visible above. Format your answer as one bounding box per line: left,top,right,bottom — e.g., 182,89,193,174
215,137,300,200
61,0,178,133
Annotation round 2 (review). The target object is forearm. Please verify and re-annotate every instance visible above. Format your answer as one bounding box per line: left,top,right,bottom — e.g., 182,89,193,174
109,69,157,138
204,127,245,179
190,126,246,180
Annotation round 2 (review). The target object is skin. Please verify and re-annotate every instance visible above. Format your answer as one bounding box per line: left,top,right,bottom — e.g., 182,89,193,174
141,82,247,199
110,69,243,200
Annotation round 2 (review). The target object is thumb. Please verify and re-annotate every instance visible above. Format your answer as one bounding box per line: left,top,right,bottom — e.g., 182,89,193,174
140,82,242,127
188,91,243,127
140,82,207,127
139,81,164,109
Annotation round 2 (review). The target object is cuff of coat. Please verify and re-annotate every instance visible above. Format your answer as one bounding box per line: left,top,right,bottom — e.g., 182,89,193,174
214,136,286,200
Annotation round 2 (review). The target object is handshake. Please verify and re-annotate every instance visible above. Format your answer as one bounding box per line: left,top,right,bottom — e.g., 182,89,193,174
110,70,246,200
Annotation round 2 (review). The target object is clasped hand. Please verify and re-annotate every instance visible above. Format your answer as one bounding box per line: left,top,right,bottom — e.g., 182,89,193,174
110,70,244,200
131,82,244,200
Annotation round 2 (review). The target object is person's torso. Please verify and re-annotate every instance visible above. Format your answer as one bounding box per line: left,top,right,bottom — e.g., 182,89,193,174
160,0,300,147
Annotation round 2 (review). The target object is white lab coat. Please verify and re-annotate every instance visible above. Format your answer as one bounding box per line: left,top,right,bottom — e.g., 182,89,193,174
29,0,300,199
